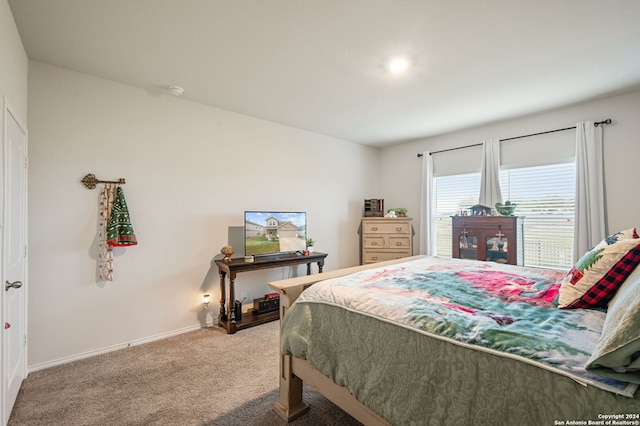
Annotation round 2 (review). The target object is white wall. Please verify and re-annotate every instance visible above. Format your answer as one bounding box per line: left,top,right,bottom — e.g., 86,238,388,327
27,61,379,368
0,0,27,120
379,88,640,252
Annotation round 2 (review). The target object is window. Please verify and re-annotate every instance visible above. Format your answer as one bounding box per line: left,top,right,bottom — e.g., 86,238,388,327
433,163,575,270
500,162,575,269
433,173,480,257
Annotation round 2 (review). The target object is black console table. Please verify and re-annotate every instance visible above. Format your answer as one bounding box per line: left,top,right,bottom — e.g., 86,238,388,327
215,252,328,334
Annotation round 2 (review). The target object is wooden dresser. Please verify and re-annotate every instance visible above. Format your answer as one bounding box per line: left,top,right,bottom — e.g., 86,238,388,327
360,217,413,264
451,215,523,265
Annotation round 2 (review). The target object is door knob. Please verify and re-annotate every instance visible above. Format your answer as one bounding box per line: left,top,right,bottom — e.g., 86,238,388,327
5,280,23,291
4,322,9,329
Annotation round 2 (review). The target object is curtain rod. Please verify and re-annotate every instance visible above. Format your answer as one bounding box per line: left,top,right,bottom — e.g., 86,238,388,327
416,119,612,158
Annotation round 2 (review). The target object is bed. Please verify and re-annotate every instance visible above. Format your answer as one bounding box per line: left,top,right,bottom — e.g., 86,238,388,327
268,254,640,425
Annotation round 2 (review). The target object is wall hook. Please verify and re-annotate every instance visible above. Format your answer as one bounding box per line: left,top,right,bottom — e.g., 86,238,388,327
81,173,126,190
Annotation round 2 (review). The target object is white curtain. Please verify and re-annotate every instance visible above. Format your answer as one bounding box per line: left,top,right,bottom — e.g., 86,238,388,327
574,121,606,261
420,151,433,256
478,138,503,209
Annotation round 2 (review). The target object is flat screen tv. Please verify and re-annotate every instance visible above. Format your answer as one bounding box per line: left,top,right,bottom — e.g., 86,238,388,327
244,211,307,257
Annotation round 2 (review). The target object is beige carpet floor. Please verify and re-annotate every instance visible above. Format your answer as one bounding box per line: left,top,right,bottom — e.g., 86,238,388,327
8,321,362,426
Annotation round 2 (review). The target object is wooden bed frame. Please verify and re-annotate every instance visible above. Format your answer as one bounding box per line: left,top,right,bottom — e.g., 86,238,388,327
267,256,425,425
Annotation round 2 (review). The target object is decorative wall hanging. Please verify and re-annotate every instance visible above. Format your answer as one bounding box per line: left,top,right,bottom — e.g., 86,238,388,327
82,173,136,281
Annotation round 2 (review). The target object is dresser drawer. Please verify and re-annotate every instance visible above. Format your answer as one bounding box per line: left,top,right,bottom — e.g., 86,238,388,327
363,236,386,248
388,236,411,248
362,221,410,234
362,250,411,264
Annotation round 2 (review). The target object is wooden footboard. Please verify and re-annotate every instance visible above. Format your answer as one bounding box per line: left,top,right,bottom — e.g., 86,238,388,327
268,255,426,424
290,357,391,426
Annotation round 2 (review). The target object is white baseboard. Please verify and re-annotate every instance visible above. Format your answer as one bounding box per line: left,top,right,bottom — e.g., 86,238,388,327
28,320,216,373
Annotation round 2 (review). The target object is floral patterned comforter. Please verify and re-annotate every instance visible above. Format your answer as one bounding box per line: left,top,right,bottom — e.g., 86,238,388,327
294,256,637,397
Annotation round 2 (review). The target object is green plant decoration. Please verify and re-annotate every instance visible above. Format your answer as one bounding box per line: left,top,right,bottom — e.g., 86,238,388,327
388,208,408,216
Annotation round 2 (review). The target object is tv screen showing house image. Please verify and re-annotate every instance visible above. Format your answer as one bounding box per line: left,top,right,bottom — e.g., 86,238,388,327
244,211,307,256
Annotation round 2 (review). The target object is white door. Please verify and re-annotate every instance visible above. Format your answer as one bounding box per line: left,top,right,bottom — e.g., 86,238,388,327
2,99,28,425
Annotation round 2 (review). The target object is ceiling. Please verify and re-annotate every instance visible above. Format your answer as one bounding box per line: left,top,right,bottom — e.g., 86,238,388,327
8,0,640,147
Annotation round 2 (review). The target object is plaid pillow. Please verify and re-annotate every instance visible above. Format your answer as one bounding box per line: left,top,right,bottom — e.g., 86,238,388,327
558,229,640,309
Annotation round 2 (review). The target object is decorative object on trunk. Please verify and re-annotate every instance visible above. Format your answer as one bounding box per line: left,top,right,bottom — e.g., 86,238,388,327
469,204,492,216
495,201,516,216
221,245,235,262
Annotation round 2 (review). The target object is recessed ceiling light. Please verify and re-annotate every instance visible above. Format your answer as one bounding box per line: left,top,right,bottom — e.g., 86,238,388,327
386,57,412,74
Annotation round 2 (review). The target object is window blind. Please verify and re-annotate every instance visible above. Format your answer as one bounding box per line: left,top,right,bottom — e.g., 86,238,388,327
500,163,575,269
432,127,575,176
501,130,575,170
433,173,481,257
432,146,483,177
